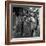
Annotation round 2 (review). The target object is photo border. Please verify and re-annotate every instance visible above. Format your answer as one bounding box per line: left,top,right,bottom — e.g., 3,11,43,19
5,1,45,45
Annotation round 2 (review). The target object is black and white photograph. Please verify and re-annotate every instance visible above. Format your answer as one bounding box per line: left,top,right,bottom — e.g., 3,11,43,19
11,6,40,38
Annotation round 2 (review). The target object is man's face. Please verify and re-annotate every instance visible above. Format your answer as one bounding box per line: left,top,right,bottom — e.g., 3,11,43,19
25,16,37,30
